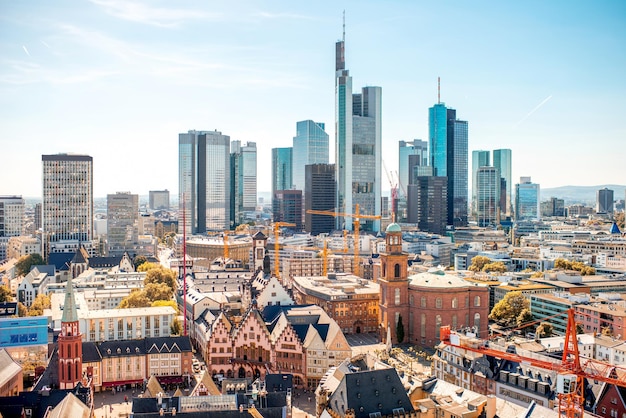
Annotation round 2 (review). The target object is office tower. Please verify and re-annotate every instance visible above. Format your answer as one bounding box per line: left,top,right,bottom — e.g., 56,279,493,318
34,203,42,232
271,147,293,195
475,167,499,227
515,177,540,221
429,100,468,228
305,164,336,235
407,176,448,235
179,130,231,235
107,192,139,255
541,197,565,218
149,190,170,211
42,154,93,255
273,190,303,230
335,34,382,232
292,120,329,192
493,149,512,217
231,141,257,227
399,140,428,197
471,150,490,217
597,188,614,214
0,196,24,238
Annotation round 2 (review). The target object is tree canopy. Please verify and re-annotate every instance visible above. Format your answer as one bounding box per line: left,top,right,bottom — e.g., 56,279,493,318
396,315,405,344
133,255,148,270
489,291,530,325
483,262,507,274
536,322,554,338
28,293,51,316
16,254,44,276
119,289,151,309
0,285,11,302
144,265,177,290
170,317,182,336
468,256,491,272
554,258,595,275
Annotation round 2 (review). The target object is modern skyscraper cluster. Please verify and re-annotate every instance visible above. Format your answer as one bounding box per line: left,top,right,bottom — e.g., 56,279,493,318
470,148,513,224
515,176,540,221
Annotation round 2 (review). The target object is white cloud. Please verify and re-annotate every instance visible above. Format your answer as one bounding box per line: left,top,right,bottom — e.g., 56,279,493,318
89,0,222,27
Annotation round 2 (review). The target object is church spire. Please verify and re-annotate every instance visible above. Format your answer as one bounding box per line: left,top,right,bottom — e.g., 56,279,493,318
61,277,78,323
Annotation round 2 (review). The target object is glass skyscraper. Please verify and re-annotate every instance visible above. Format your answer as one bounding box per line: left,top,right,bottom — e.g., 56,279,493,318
178,130,231,234
231,141,257,227
476,167,499,227
335,37,382,232
292,120,329,192
471,150,490,217
493,149,512,217
399,140,428,197
428,104,468,227
271,147,293,195
515,176,540,221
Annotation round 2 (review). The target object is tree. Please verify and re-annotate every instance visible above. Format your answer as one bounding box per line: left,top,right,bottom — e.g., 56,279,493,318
483,262,507,274
28,293,51,316
16,254,44,276
468,256,491,272
119,289,151,309
152,300,179,313
0,285,11,302
530,271,544,278
516,308,534,329
137,262,159,273
489,291,529,325
536,322,554,338
170,317,182,336
576,323,584,334
133,255,148,270
396,314,405,344
615,212,625,230
602,326,614,337
144,282,174,302
145,266,177,291
554,258,595,275
17,302,28,317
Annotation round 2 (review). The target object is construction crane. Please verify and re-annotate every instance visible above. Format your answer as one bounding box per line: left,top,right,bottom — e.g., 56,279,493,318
285,239,332,276
306,204,381,277
382,160,398,222
440,308,626,418
272,222,295,279
223,230,229,260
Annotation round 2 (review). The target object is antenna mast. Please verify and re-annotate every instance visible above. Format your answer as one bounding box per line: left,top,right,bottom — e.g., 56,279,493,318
342,10,345,42
182,194,187,336
438,77,441,104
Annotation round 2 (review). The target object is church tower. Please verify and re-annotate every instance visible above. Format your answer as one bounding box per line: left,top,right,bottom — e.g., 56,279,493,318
378,223,410,344
252,231,268,272
58,277,83,389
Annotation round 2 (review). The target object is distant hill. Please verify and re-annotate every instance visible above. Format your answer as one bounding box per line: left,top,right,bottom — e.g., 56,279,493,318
541,185,626,205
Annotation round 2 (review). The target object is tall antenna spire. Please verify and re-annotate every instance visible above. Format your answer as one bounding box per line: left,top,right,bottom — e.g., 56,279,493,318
438,77,441,104
343,10,345,42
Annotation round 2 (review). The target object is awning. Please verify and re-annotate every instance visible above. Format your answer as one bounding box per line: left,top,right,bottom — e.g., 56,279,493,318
102,379,143,388
156,376,183,384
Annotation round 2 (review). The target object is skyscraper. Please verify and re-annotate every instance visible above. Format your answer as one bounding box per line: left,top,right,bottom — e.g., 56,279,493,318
515,177,540,221
292,120,329,192
231,141,257,227
179,130,231,235
271,147,293,195
149,190,170,211
407,176,448,235
42,154,93,255
597,188,614,214
273,190,303,230
0,196,24,238
471,150,491,217
335,33,382,232
476,167,499,227
493,149,512,217
305,163,336,235
429,102,468,227
399,140,428,198
107,192,139,255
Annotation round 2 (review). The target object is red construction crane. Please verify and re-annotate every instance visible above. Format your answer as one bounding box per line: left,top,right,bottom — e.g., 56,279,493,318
440,308,626,418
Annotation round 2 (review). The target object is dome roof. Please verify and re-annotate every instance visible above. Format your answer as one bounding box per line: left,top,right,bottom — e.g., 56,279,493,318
386,223,402,233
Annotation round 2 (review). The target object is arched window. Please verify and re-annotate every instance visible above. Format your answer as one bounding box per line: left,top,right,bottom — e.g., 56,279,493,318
409,295,414,306
435,315,442,339
452,298,458,309
474,313,481,330
436,298,442,309
421,297,427,308
420,314,426,338
452,314,458,329
394,264,400,278
394,289,401,305
68,345,71,358
67,363,72,380
474,296,481,307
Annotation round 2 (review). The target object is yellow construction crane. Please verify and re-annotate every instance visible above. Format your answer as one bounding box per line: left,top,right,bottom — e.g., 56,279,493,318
273,222,295,278
306,204,381,277
223,230,229,259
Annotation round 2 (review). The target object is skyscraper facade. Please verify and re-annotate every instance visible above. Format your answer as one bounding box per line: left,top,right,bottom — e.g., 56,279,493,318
305,164,336,235
0,196,24,238
271,147,293,195
398,140,428,198
515,177,540,221
476,167,499,227
429,104,468,227
292,121,329,192
231,141,257,227
335,36,382,232
42,154,93,254
273,190,303,230
107,192,139,255
179,130,231,235
597,188,614,214
149,190,170,211
406,176,448,236
493,149,512,217
471,150,491,217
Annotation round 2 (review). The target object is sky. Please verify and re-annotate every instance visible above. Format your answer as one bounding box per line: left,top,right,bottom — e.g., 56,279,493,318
1,0,625,199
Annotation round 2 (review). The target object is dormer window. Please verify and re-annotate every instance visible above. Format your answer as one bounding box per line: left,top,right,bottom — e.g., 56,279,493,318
117,348,121,354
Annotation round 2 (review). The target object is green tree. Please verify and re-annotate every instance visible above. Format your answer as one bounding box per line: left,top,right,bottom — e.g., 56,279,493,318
152,300,179,313
483,262,507,274
536,322,554,338
133,255,148,270
0,285,11,302
28,293,51,316
17,302,28,317
516,308,534,329
16,253,44,276
137,262,159,273
145,266,177,291
170,317,182,336
489,291,529,325
144,282,174,302
530,271,544,278
396,314,405,344
469,256,491,272
554,258,595,275
119,289,151,309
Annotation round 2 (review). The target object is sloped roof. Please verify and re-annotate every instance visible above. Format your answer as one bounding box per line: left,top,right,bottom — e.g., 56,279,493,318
46,392,90,418
144,375,164,398
0,349,21,388
61,278,79,323
190,372,221,396
48,253,74,271
89,255,123,268
71,247,89,265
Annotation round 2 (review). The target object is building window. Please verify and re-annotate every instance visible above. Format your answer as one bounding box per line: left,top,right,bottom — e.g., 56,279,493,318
394,264,400,278
420,314,426,338
474,313,481,330
452,298,458,309
435,315,442,339
421,297,427,308
474,296,481,307
436,298,442,309
394,289,401,306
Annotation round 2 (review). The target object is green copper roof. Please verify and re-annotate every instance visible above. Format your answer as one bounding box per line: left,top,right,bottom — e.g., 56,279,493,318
61,278,79,323
386,223,402,233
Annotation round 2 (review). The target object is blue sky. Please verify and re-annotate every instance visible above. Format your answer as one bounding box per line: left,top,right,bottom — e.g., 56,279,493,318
1,0,625,198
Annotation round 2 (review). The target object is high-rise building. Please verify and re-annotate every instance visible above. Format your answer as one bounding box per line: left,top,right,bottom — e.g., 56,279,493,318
273,190,303,230
305,164,336,235
0,196,24,238
399,140,428,198
335,34,382,232
231,141,257,227
597,188,614,214
407,176,448,235
475,167,499,227
149,190,170,211
292,121,329,192
42,154,93,255
107,192,139,255
515,177,540,221
471,150,490,217
493,149,512,217
271,147,293,195
429,102,468,228
179,130,231,235
541,197,565,218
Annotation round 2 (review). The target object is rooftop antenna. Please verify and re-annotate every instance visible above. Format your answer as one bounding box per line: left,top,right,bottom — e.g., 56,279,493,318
343,10,345,42
438,77,441,104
